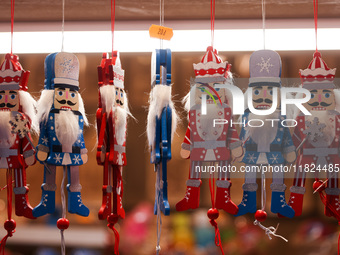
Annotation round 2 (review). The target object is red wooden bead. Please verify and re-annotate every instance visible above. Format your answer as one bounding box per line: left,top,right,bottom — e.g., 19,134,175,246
4,219,16,232
313,180,325,192
207,208,219,220
57,218,69,230
255,210,267,222
107,213,118,224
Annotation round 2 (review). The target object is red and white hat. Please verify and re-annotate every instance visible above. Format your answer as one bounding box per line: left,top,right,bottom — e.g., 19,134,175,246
193,46,230,83
98,51,124,89
0,53,29,91
299,51,336,90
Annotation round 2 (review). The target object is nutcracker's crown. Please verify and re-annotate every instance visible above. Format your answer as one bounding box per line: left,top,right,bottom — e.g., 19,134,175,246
193,46,230,83
0,53,30,91
299,51,336,90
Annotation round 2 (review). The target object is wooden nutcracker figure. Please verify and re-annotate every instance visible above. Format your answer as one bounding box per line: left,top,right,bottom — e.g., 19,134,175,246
176,46,243,215
0,54,37,218
287,51,340,219
0,53,37,251
97,52,131,254
33,52,89,218
236,50,296,218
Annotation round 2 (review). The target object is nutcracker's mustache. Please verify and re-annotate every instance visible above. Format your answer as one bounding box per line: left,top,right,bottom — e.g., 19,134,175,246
116,99,123,106
0,103,16,108
308,101,331,107
253,98,272,104
56,99,77,106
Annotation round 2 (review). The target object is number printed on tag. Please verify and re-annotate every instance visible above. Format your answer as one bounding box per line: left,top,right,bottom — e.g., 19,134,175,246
149,25,173,40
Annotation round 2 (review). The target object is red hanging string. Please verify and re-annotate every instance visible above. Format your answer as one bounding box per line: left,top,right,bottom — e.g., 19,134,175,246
313,0,318,52
111,0,116,57
107,222,120,255
0,169,15,255
10,0,15,55
210,0,215,48
208,172,225,255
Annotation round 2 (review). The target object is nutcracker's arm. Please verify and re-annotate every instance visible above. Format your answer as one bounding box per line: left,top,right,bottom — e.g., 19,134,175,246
36,121,50,162
180,120,191,159
96,109,107,165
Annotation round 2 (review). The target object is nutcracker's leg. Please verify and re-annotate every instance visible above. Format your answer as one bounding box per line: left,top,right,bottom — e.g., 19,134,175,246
284,163,306,217
33,164,57,217
176,160,201,211
14,168,35,219
324,170,340,218
114,165,125,219
235,164,258,216
99,155,112,220
271,164,295,218
67,165,89,217
215,161,238,215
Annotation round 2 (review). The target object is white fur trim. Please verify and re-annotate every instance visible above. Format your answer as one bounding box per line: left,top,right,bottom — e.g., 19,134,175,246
37,90,54,124
100,85,115,114
18,90,38,134
147,85,178,148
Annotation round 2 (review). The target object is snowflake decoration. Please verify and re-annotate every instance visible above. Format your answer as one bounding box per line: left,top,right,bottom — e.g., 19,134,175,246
283,137,290,146
269,154,279,164
53,153,62,164
41,136,49,145
246,153,256,163
257,57,274,73
60,57,75,74
303,117,325,142
10,114,29,139
73,155,81,164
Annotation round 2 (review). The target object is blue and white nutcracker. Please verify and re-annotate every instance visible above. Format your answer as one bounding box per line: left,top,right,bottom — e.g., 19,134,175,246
236,50,296,218
33,52,89,218
147,48,177,217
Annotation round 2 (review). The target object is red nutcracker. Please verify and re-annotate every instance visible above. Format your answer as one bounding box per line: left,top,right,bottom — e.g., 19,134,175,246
176,47,243,214
287,51,340,220
97,52,130,254
0,53,37,249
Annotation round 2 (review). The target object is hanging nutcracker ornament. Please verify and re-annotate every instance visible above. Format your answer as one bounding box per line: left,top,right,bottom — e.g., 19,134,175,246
236,49,295,241
96,1,131,254
147,0,177,253
286,1,340,232
97,51,130,254
176,3,243,254
33,52,89,252
0,0,38,252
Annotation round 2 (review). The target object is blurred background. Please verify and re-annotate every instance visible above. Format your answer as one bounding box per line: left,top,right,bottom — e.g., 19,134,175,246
0,0,340,255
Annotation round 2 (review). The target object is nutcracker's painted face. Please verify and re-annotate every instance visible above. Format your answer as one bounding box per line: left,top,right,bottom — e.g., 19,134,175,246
0,90,19,111
251,85,279,109
54,87,79,111
305,89,335,111
115,87,125,107
195,83,226,105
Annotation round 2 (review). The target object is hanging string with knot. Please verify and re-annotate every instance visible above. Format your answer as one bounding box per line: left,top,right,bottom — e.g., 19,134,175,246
208,170,224,255
0,169,16,255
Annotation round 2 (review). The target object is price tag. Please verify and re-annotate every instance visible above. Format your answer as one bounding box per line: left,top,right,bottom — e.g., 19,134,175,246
149,25,173,41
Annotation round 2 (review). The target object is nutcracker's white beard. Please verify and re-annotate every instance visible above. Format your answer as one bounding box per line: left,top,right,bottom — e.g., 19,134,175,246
115,106,127,145
100,85,115,114
55,110,80,148
245,111,279,146
0,112,16,146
